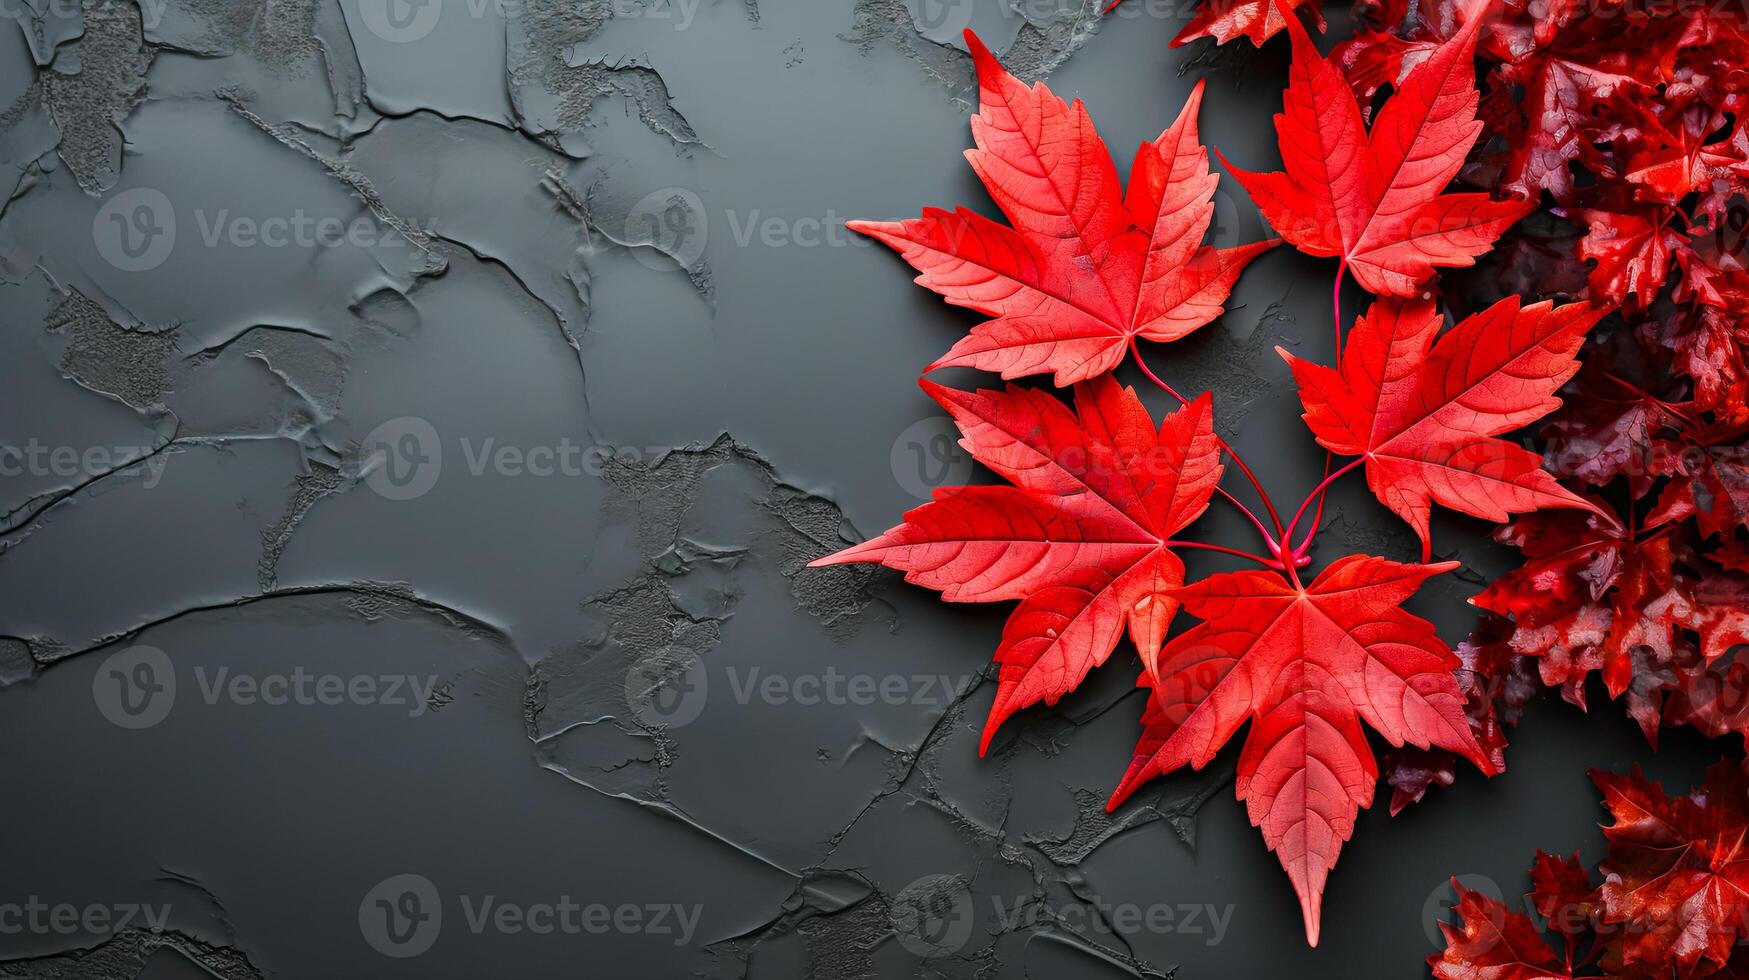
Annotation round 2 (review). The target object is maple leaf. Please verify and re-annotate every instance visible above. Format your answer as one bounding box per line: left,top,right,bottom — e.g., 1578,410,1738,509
1644,306,1749,427
1220,7,1533,296
1170,0,1325,48
1431,771,1749,979
1595,763,1749,975
1281,294,1608,556
1475,512,1749,744
1106,554,1491,945
1429,851,1598,979
848,32,1276,386
1573,209,1688,310
811,377,1223,751
1429,881,1578,980
1647,444,1749,540
1383,612,1538,813
1541,351,1686,497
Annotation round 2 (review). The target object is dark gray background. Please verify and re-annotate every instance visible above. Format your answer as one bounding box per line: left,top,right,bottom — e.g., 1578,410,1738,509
0,0,1723,977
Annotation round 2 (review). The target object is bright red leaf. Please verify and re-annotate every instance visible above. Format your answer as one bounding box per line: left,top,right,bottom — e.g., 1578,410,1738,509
811,377,1223,751
1107,555,1491,945
1573,209,1687,310
1171,0,1325,49
848,32,1276,386
1282,294,1607,556
1221,7,1532,296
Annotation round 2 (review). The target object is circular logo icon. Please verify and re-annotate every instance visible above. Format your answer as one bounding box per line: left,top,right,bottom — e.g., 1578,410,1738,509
363,416,441,501
623,187,708,273
624,648,709,729
1423,873,1503,949
890,874,975,959
356,0,442,43
359,873,442,958
909,0,973,41
93,188,176,273
92,645,175,729
890,417,974,501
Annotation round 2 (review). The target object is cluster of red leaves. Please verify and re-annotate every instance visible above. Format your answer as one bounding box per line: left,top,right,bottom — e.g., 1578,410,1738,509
1341,0,1749,806
819,16,1583,945
1430,762,1749,979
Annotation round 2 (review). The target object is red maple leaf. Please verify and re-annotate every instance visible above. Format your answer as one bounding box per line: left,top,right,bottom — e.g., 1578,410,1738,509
1220,6,1533,296
1573,209,1688,310
1430,770,1749,978
1430,882,1579,979
848,32,1276,386
1595,763,1749,975
1429,850,1598,978
1106,554,1492,944
1281,295,1608,557
1475,511,1749,744
1171,0,1325,48
811,377,1223,751
1382,612,1539,813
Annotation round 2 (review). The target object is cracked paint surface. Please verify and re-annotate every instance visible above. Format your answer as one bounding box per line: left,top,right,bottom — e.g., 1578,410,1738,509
0,1,1725,978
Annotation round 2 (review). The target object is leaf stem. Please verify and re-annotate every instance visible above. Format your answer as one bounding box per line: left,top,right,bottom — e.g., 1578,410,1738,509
1295,261,1352,559
1129,338,1288,548
1163,540,1286,569
1282,457,1365,553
